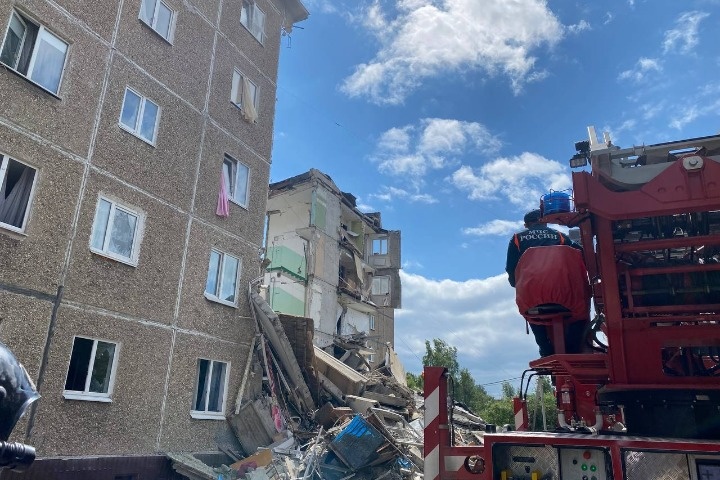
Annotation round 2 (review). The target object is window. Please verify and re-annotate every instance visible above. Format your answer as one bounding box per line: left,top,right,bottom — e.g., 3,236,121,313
205,249,240,306
119,87,160,144
371,276,390,295
369,314,376,331
90,196,143,265
230,69,259,123
372,237,388,255
240,0,265,43
191,359,229,419
0,10,69,94
64,336,118,402
139,0,175,41
222,155,250,208
0,154,37,233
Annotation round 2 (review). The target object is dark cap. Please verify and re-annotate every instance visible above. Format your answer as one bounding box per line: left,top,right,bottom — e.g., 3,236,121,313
524,209,543,224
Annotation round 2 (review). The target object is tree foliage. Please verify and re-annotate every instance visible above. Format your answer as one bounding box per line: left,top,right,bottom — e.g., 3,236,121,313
415,338,557,431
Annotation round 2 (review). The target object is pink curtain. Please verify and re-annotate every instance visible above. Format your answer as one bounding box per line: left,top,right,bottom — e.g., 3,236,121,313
216,169,230,217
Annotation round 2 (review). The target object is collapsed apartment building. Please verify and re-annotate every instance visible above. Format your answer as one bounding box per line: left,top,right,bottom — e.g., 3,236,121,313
263,169,402,365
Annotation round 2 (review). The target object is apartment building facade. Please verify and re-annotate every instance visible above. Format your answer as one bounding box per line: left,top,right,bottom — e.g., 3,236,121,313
0,0,307,477
263,169,401,366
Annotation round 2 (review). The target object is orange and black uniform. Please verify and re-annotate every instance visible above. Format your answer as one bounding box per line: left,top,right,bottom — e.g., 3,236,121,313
505,225,580,287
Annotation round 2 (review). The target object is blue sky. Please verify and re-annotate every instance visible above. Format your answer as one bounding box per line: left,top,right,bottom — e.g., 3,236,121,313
271,0,720,395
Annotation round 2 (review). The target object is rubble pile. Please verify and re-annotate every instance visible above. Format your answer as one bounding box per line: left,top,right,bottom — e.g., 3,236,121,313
169,293,484,479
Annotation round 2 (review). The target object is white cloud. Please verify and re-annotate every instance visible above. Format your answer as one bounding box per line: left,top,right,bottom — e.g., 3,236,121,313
341,0,564,104
618,57,662,83
567,20,591,34
371,118,501,180
603,12,613,25
395,271,538,391
450,152,572,210
463,219,524,237
669,105,700,130
370,186,438,204
662,11,709,54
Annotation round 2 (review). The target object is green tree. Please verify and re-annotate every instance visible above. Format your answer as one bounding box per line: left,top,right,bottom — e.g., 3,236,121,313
501,381,516,399
480,397,515,427
528,376,558,431
423,339,459,379
406,372,423,391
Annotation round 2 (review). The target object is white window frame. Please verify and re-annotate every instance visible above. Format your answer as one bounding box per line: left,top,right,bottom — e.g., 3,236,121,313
89,195,144,267
0,153,38,234
118,87,161,145
0,10,69,95
372,237,388,255
371,275,390,295
369,314,376,331
204,249,241,307
223,154,250,209
191,358,230,420
230,69,259,115
63,336,120,403
240,0,266,44
138,0,176,43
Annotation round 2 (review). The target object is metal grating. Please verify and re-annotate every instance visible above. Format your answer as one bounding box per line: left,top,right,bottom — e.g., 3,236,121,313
494,445,559,478
625,450,689,480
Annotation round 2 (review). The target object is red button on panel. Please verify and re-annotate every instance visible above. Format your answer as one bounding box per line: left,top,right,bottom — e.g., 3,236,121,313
583,451,592,460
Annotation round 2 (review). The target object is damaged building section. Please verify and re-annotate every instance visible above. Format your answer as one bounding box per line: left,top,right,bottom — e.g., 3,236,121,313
167,170,483,478
197,288,429,480
164,286,486,479
262,169,401,365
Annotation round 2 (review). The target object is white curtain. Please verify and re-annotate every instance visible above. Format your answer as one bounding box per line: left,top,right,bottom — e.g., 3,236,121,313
241,77,258,123
0,166,34,228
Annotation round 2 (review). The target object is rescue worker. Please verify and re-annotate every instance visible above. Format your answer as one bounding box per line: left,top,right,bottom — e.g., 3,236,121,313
506,209,589,356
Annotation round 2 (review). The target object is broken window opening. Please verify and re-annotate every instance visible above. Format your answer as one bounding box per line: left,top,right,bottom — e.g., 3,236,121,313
372,237,388,255
371,276,390,296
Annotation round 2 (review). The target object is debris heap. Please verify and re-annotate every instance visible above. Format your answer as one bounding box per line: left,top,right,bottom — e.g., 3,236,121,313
168,291,485,479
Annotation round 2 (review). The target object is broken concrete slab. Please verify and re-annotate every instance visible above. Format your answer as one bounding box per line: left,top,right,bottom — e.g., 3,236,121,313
251,293,316,414
362,390,409,408
314,346,367,397
344,395,380,414
228,397,276,455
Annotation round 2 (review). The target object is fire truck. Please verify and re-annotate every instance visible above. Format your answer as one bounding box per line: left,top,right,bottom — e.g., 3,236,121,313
424,127,720,480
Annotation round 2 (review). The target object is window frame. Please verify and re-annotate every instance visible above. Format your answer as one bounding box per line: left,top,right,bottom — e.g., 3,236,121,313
240,0,266,44
63,336,120,403
190,358,230,420
204,249,241,307
222,154,250,209
89,195,144,267
0,153,38,235
138,0,176,43
0,10,69,96
371,275,390,295
230,68,259,115
118,86,161,145
372,237,388,255
369,314,376,331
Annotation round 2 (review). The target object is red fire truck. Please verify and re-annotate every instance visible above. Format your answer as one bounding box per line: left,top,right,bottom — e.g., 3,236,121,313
424,127,720,480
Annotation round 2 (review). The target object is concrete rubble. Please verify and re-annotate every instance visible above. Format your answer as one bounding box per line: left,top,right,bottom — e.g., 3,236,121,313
170,292,485,479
